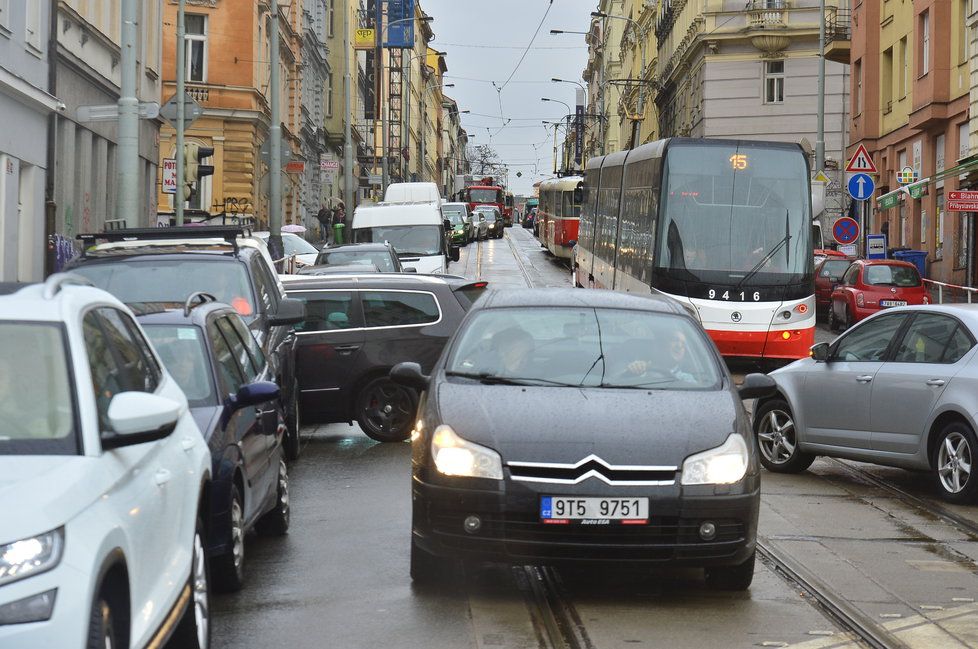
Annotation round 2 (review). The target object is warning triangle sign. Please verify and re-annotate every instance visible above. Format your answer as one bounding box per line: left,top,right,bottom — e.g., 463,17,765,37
845,144,878,174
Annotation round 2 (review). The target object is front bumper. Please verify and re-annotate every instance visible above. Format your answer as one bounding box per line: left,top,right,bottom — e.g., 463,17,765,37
0,557,89,647
412,474,759,567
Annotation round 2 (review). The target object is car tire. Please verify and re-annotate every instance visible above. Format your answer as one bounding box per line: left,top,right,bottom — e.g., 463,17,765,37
212,485,245,592
410,537,442,584
356,376,418,442
256,460,291,536
843,305,853,331
753,399,815,474
705,551,755,591
167,517,210,649
933,422,978,504
86,586,127,649
828,303,840,332
283,380,301,462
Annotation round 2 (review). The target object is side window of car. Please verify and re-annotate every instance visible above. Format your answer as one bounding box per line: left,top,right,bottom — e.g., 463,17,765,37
290,291,359,332
943,326,975,363
361,291,440,328
832,314,907,362
892,314,962,364
97,308,159,393
227,315,267,371
842,265,859,286
83,312,119,430
250,256,275,313
216,317,260,382
208,322,247,397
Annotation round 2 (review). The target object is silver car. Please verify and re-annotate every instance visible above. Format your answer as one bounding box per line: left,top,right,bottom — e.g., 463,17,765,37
754,304,978,503
471,209,491,241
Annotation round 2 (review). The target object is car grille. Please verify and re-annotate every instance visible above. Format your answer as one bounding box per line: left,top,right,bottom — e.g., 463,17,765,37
507,455,677,486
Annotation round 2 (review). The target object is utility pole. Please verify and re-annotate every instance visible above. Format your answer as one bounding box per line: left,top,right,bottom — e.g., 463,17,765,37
117,0,139,223
175,0,186,224
343,1,355,211
268,2,284,261
816,0,826,172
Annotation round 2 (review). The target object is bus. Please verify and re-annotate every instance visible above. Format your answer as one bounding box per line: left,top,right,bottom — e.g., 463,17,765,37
574,138,815,365
537,177,584,260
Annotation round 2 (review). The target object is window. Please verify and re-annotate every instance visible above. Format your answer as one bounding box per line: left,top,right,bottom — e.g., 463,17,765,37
326,72,334,117
143,325,215,406
328,0,335,37
842,264,860,286
216,317,259,382
962,0,970,64
893,314,970,363
291,291,359,332
227,316,266,372
854,59,863,114
882,48,893,108
207,321,246,396
920,10,930,75
899,37,908,97
98,308,160,393
184,14,207,83
25,1,40,49
832,314,908,362
361,291,440,328
250,256,279,313
145,0,160,72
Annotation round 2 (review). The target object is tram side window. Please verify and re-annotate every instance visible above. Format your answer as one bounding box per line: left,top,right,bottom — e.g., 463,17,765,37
618,158,658,282
596,168,622,264
580,172,599,253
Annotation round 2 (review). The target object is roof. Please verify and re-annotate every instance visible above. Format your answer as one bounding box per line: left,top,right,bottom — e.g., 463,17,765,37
352,202,443,227
539,177,584,192
477,288,687,315
319,242,392,252
297,264,380,275
0,275,126,323
852,258,917,267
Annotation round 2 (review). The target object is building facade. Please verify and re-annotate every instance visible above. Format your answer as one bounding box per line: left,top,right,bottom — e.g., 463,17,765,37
0,0,59,281
299,0,331,233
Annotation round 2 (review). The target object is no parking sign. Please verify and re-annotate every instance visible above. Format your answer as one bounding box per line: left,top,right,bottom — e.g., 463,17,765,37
833,217,859,245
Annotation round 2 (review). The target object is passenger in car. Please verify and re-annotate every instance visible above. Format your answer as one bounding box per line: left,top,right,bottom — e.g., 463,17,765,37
619,330,695,383
493,327,535,376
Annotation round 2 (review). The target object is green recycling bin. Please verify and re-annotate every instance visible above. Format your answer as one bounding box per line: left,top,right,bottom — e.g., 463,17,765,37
333,223,345,245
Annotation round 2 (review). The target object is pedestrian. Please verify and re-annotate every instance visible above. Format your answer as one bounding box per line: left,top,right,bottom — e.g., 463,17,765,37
316,202,332,243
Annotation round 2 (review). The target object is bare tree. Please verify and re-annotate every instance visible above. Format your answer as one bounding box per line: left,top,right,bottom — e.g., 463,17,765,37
466,144,506,177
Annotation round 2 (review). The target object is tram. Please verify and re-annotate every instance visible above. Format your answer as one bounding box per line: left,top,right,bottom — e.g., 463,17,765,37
537,176,584,260
574,138,815,364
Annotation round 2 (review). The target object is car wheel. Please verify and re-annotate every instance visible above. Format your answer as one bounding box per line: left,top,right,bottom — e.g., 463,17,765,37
934,422,978,504
168,518,210,649
256,460,291,536
828,303,839,332
842,305,852,331
410,537,442,584
212,485,245,592
86,587,127,649
753,399,815,473
356,376,418,442
705,551,755,591
283,380,301,462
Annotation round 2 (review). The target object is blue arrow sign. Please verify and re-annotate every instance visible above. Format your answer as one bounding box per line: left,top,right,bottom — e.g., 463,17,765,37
847,173,875,201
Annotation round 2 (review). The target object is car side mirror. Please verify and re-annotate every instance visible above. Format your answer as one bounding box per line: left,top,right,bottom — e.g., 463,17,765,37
810,342,830,363
390,362,429,391
737,373,778,400
101,392,180,449
230,381,280,409
269,297,306,326
449,246,461,262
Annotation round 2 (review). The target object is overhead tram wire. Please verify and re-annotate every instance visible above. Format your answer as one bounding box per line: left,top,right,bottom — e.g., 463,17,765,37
431,42,581,50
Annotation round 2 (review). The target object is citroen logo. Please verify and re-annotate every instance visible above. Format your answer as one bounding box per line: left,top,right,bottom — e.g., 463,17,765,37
731,311,743,323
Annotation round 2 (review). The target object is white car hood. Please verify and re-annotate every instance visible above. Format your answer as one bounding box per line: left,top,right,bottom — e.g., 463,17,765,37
401,255,445,275
0,456,104,543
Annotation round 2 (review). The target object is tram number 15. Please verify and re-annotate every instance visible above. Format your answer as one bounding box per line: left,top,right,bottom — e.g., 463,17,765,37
709,289,761,301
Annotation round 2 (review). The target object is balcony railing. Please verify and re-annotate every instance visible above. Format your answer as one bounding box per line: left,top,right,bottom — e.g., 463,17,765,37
747,0,787,28
825,8,851,44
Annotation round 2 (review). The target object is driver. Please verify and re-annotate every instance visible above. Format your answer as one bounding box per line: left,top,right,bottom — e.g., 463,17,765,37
620,330,695,384
492,327,535,376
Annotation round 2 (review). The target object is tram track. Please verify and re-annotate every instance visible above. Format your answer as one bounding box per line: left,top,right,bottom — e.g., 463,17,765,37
516,565,593,649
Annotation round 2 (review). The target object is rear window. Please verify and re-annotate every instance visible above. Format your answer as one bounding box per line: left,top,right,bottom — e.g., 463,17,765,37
362,291,440,327
864,264,921,287
316,250,396,272
819,260,851,278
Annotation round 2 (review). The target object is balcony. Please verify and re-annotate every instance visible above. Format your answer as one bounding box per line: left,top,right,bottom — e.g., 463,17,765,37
747,0,787,28
824,8,851,64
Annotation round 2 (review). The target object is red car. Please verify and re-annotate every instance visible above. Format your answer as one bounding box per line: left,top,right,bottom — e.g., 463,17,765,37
814,248,848,265
814,257,854,319
829,259,930,331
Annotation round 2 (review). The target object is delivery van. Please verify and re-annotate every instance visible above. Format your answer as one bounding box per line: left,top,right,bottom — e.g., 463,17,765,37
383,182,441,206
351,202,459,274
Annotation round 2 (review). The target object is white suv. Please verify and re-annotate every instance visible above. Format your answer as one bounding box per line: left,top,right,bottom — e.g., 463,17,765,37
0,275,212,649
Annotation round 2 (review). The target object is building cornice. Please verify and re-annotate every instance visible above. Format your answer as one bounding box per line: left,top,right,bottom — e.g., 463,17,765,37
0,65,63,113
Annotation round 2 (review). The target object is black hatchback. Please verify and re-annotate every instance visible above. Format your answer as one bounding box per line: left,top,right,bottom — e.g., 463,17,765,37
281,273,487,442
392,289,776,590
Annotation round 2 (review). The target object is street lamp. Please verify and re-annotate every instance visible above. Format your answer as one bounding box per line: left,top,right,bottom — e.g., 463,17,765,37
591,10,647,149
550,29,589,35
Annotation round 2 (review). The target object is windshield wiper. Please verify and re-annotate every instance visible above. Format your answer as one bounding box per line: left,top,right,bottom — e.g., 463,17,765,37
736,209,791,291
445,371,577,387
599,379,678,389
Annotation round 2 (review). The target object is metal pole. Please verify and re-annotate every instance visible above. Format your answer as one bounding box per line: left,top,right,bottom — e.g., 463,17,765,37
117,0,139,224
403,49,412,181
419,83,425,181
816,0,826,171
343,1,355,211
552,124,558,175
175,0,186,224
268,3,284,261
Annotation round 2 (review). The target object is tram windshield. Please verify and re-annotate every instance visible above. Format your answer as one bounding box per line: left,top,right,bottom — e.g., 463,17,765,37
656,143,811,284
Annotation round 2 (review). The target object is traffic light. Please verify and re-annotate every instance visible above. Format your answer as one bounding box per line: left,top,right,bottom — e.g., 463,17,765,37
182,142,215,201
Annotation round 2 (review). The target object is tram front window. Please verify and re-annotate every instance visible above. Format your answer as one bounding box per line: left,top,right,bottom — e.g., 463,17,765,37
657,144,811,283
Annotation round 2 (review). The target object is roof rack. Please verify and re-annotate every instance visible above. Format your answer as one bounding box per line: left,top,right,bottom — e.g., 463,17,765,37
184,291,218,316
76,226,252,255
43,273,94,299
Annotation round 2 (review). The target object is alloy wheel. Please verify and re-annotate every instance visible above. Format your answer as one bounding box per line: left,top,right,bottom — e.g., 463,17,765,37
757,408,797,465
938,432,973,494
277,461,290,528
192,530,210,648
230,498,244,573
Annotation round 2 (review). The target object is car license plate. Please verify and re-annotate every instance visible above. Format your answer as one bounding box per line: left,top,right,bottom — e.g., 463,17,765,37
540,496,649,524
880,300,907,307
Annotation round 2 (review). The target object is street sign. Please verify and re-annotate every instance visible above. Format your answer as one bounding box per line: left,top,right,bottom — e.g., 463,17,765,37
162,158,177,194
847,173,875,201
813,170,831,184
838,244,858,257
866,234,887,259
160,93,203,130
833,217,860,245
908,181,928,199
897,165,917,185
285,161,305,174
354,28,375,49
77,102,160,122
949,191,978,202
845,144,878,174
320,159,340,171
948,199,978,212
878,191,901,210
259,136,293,167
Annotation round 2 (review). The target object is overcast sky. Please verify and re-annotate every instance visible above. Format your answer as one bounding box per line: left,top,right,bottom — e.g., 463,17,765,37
422,0,595,196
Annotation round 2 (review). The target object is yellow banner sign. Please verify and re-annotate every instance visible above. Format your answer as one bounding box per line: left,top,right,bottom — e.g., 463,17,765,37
354,29,376,50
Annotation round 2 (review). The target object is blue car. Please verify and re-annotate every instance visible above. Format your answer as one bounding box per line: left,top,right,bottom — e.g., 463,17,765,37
133,293,290,592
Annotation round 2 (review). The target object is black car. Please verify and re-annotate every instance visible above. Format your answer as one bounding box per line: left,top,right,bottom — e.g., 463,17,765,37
66,227,307,460
134,294,289,592
281,273,488,442
310,242,406,273
391,289,776,590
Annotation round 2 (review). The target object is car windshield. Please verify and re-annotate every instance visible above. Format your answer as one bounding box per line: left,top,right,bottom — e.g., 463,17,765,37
0,322,78,455
819,260,851,278
71,260,258,320
142,325,216,407
864,264,921,287
442,206,466,219
448,307,720,389
317,250,397,271
446,213,465,226
482,212,498,222
469,189,501,203
282,234,319,256
353,225,443,256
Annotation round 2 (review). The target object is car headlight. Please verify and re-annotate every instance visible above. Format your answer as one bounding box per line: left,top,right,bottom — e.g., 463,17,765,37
431,425,503,479
0,528,64,587
681,434,749,485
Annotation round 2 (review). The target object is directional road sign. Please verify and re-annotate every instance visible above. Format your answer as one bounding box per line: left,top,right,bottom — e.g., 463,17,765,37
77,102,160,122
160,93,204,130
833,217,860,245
847,173,875,201
845,144,878,174
260,136,292,167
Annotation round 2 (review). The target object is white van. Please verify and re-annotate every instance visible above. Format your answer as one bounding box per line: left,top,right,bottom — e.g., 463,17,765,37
351,201,459,274
383,182,441,206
